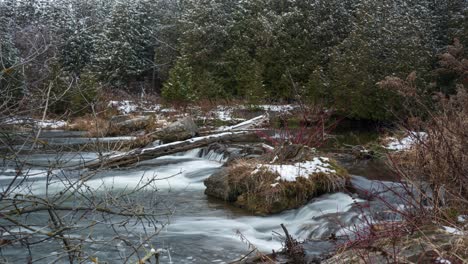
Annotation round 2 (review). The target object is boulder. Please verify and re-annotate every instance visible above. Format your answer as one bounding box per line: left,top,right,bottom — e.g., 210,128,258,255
204,169,238,202
156,116,198,142
204,147,349,215
109,115,152,134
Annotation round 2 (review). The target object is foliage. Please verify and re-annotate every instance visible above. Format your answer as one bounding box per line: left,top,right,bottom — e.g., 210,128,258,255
433,38,467,94
0,0,466,120
380,42,467,215
93,0,156,87
161,56,196,104
70,71,100,115
42,62,99,116
0,13,24,104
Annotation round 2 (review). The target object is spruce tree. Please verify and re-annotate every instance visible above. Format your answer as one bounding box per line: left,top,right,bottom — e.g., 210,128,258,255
161,56,196,104
0,9,24,104
93,0,155,88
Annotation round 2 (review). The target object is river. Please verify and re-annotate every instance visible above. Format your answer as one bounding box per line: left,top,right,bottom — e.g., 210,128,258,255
0,133,403,263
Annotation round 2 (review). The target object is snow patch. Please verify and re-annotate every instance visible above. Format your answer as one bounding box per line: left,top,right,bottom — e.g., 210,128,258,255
256,104,298,112
211,106,236,121
385,132,427,151
37,120,67,129
436,257,452,264
3,117,67,129
108,100,138,114
252,157,336,182
458,215,467,223
443,226,464,235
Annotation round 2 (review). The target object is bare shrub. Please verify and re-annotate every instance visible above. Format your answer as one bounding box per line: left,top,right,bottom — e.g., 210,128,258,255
339,40,468,263
0,54,169,263
378,40,468,215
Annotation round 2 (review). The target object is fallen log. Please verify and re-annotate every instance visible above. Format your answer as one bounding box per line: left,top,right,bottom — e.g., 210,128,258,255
81,114,268,170
218,114,269,132
83,131,253,169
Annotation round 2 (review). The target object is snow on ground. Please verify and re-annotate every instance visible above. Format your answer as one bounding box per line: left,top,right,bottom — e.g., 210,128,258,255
108,100,138,114
435,257,452,264
37,120,67,129
108,100,174,114
458,215,467,223
208,104,299,123
210,106,237,121
4,117,67,129
442,226,464,235
160,107,177,113
222,104,299,113
253,157,336,183
255,104,298,112
107,101,300,119
385,132,427,151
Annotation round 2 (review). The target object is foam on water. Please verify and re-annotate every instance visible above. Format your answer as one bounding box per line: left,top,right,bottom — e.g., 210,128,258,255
1,150,224,195
174,148,227,163
161,192,360,252
85,158,223,191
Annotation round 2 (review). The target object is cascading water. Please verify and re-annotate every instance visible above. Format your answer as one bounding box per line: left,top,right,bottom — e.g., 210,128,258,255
0,147,402,263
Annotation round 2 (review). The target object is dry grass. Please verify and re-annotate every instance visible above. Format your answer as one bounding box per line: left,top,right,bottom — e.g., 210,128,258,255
226,158,348,215
68,114,160,138
389,87,468,216
367,43,468,263
69,115,111,137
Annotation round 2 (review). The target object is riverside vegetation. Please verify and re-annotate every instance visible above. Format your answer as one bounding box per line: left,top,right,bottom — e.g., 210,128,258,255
0,0,467,263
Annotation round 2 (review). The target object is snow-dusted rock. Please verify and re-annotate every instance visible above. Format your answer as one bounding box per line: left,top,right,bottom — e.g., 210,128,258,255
204,146,348,215
156,116,199,142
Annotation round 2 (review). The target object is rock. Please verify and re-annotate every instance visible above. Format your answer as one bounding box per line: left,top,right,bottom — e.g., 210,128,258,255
109,115,132,124
204,152,349,215
109,115,152,134
204,169,238,202
156,116,198,142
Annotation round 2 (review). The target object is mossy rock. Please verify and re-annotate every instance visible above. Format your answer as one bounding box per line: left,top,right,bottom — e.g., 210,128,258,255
223,158,349,215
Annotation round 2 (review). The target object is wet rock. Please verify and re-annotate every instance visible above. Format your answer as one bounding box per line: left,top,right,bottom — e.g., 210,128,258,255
156,116,198,142
204,169,238,202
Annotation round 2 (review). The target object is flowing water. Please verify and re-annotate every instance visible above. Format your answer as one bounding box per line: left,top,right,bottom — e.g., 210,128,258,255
0,140,402,263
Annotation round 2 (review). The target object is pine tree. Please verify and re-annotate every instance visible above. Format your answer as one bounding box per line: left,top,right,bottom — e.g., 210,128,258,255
93,0,156,88
0,7,24,104
59,0,99,76
161,56,197,104
325,0,434,120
